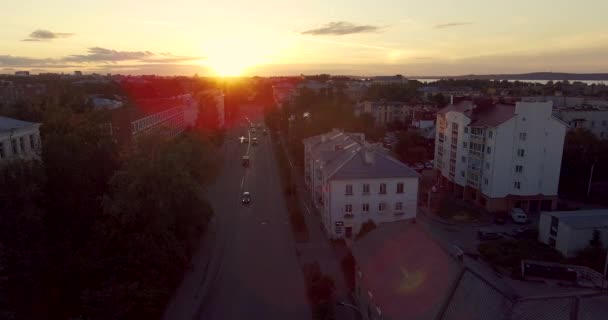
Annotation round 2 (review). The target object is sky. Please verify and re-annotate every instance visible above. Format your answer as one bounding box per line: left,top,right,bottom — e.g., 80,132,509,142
1,0,608,76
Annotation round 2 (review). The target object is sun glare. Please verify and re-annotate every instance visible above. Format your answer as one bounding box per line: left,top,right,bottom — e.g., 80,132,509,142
201,33,287,77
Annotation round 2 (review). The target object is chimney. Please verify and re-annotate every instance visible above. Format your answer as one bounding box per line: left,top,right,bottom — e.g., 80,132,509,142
363,150,375,165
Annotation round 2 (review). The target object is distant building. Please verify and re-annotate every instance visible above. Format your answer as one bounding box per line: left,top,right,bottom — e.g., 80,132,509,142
371,75,407,85
272,82,296,107
434,100,567,213
14,71,30,77
0,116,42,163
297,80,333,96
303,130,419,239
74,71,83,76
553,106,608,139
418,86,479,99
538,210,608,257
354,101,410,126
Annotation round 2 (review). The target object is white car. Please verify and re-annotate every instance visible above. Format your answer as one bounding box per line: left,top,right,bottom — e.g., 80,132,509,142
511,208,528,224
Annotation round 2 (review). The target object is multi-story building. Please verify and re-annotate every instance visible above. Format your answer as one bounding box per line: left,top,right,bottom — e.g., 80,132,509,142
434,100,567,213
538,209,608,257
354,101,410,126
0,116,42,164
304,130,419,239
553,106,608,139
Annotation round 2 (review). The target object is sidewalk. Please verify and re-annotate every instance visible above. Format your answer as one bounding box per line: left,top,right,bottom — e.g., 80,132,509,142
275,134,359,320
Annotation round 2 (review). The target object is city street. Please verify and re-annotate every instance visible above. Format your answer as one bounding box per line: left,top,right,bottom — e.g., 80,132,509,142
164,117,310,320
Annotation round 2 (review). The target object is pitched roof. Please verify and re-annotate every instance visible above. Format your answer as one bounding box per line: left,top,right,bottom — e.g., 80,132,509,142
328,146,420,180
437,100,474,115
0,116,40,132
468,104,517,127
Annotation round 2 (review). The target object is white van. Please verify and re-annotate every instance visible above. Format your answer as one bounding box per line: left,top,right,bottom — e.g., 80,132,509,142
511,208,528,224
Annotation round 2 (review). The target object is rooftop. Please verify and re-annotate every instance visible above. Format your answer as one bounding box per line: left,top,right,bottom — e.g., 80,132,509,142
328,145,420,180
544,210,608,230
0,116,40,132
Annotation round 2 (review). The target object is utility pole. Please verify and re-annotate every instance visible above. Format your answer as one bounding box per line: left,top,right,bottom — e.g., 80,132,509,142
587,162,595,198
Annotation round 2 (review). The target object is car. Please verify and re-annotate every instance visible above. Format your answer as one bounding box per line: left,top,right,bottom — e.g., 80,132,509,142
252,137,258,145
262,129,267,135
494,213,508,225
251,128,256,133
242,137,249,144
242,156,250,167
424,161,434,169
413,162,425,171
478,228,502,240
241,191,251,204
511,227,538,239
511,208,528,224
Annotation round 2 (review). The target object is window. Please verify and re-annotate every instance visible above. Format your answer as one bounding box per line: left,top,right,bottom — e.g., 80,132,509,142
461,156,466,163
519,132,527,141
29,135,35,149
395,202,403,211
379,183,386,194
517,149,525,157
488,131,493,138
514,181,521,189
484,178,488,185
485,162,490,170
0,142,4,159
345,204,352,213
362,184,370,194
11,139,18,155
345,184,353,195
362,203,369,212
487,146,491,154
460,171,465,177
464,127,468,133
452,122,459,131
396,183,404,194
515,165,523,173
379,203,386,211
451,137,458,144
462,142,467,148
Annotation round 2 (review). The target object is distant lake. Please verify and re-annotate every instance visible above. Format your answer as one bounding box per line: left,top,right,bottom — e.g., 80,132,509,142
412,78,607,85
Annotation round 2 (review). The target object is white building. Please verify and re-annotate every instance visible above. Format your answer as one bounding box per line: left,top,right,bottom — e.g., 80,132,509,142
0,116,42,163
538,210,608,257
434,100,567,213
553,106,608,139
303,130,419,239
354,101,410,126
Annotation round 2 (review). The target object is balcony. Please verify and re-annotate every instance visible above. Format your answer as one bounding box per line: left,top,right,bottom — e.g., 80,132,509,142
469,149,483,159
466,179,480,188
470,134,485,144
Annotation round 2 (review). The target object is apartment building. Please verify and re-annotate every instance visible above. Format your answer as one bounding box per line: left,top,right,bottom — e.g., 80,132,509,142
303,130,419,239
553,106,608,139
538,210,608,257
0,116,42,163
434,100,567,213
354,101,409,126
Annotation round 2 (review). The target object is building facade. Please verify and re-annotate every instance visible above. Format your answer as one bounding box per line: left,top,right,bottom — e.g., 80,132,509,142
304,130,419,239
538,210,608,257
553,107,608,139
0,116,42,164
354,101,410,126
434,100,567,213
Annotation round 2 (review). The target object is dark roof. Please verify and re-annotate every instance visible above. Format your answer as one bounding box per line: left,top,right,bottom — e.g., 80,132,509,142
437,101,473,115
329,147,420,180
353,221,463,320
0,116,40,132
468,104,516,127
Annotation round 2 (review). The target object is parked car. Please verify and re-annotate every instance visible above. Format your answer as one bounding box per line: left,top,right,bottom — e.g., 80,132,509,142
242,156,250,167
494,213,508,225
252,137,258,145
511,227,538,239
413,162,425,171
424,160,434,169
478,228,502,240
511,208,528,224
241,191,251,204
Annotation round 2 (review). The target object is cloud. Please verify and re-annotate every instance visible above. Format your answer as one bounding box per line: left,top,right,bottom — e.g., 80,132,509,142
301,21,381,36
0,55,78,68
140,53,204,63
23,29,75,41
434,22,473,29
63,47,154,63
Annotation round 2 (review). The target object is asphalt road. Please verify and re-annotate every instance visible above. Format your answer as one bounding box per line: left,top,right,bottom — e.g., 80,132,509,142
164,118,310,320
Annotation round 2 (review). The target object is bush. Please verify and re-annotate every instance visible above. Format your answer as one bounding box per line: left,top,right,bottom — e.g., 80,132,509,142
479,239,564,270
